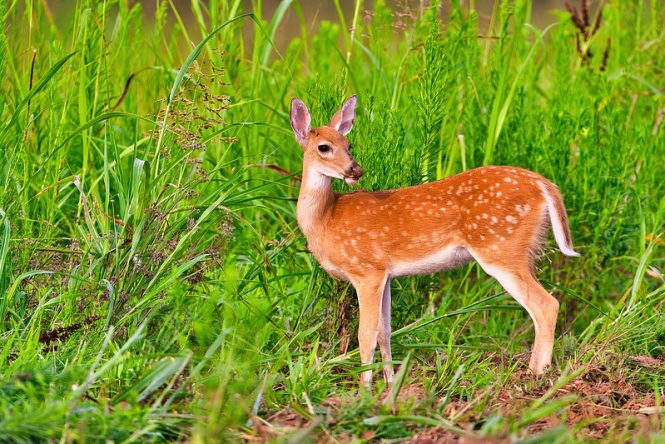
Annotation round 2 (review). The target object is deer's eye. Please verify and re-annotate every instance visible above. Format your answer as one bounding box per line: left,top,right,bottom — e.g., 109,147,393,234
318,144,331,153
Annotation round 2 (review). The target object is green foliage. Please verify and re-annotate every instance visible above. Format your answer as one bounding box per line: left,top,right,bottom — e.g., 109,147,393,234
0,0,663,441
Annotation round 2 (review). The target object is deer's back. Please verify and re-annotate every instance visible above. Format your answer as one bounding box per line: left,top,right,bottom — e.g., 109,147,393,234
321,166,551,278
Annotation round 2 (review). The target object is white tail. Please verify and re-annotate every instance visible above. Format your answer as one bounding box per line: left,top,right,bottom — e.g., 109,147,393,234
290,96,580,386
538,181,581,257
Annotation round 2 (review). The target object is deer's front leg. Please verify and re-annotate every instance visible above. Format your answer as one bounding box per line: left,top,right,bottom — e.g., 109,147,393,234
355,276,386,387
377,278,394,384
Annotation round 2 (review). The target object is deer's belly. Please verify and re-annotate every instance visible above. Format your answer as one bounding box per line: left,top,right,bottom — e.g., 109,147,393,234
389,246,473,277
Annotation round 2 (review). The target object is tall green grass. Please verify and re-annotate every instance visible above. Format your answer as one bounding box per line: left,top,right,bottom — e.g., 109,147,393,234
0,0,663,441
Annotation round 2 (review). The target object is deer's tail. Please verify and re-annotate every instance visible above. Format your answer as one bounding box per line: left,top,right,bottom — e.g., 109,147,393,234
539,181,580,257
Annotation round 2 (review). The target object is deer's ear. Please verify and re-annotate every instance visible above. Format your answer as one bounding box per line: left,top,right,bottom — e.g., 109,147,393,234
290,98,311,143
329,95,357,136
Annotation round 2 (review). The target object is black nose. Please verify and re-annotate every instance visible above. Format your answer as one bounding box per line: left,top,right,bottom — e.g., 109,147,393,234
347,162,364,179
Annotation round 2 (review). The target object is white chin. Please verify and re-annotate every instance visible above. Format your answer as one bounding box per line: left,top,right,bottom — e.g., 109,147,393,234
344,177,358,185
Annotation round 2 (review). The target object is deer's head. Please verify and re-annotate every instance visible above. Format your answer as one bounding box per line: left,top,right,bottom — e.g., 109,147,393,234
290,96,364,185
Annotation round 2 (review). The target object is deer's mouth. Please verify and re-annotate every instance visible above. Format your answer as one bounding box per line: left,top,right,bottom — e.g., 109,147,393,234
343,174,362,185
343,164,364,185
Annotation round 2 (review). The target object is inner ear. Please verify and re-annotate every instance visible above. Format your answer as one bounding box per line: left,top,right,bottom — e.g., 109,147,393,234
290,98,311,141
329,95,357,136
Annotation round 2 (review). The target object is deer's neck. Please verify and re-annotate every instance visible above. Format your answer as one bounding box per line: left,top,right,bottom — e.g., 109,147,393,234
296,169,336,239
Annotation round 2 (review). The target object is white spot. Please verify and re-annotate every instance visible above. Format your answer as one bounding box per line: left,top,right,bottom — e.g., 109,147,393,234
506,215,518,224
516,204,531,216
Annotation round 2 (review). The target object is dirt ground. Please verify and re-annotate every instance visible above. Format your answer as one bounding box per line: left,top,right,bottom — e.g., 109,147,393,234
246,358,664,442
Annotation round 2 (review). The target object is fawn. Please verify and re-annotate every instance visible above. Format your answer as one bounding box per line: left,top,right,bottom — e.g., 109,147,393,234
290,95,579,387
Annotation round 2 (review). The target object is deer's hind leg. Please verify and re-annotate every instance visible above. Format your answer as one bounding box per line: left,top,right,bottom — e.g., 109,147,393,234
473,255,560,375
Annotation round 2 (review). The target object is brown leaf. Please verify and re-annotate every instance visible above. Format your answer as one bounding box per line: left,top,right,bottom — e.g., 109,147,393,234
632,355,663,366
361,429,376,440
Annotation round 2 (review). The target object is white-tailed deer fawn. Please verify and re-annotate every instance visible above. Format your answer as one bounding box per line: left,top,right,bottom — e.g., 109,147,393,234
290,95,580,387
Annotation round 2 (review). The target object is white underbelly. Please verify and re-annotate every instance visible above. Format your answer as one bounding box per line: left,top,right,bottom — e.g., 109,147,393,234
389,246,472,277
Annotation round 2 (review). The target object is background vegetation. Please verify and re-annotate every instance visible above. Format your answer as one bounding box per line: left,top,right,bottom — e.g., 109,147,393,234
0,0,663,441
